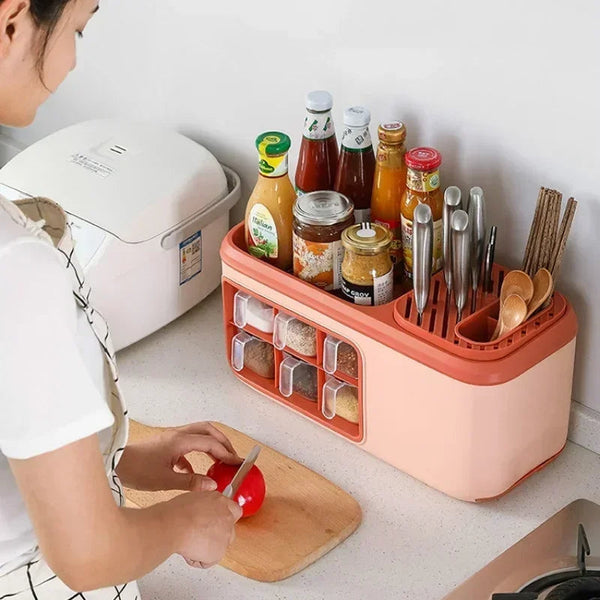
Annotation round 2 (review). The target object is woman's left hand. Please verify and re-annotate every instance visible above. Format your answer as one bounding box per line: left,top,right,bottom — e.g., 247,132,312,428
116,422,242,492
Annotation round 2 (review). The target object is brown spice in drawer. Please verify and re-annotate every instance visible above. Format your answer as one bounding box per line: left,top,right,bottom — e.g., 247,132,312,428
245,339,275,379
337,342,358,378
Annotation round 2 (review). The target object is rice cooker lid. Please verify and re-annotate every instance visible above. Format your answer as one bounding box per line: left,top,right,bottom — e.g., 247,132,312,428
0,119,228,243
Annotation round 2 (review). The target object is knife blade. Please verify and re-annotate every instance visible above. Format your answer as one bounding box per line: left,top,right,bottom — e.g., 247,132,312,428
223,445,261,499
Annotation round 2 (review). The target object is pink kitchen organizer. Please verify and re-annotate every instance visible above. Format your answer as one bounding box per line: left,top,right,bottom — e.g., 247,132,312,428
221,224,577,502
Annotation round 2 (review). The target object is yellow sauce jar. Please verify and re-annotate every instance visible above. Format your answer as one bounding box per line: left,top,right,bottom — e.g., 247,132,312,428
341,223,393,306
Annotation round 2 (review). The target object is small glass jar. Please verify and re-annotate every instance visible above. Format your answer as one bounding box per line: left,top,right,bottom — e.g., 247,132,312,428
341,223,393,306
292,191,354,291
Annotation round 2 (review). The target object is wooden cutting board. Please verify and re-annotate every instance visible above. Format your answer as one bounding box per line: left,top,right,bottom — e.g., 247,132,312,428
124,421,362,582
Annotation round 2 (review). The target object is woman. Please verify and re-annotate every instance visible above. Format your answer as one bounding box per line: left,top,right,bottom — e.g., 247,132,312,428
0,1,243,597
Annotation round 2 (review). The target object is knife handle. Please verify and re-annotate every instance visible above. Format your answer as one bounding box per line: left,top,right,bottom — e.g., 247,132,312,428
412,203,433,323
451,210,471,322
443,186,462,292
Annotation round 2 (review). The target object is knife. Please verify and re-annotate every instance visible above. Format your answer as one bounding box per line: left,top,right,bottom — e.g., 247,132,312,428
451,210,471,322
223,445,261,499
468,187,486,313
443,186,462,308
412,203,433,326
483,225,497,294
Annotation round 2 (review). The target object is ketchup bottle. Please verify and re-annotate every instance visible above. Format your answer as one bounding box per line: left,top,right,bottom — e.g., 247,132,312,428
334,106,376,223
295,90,339,195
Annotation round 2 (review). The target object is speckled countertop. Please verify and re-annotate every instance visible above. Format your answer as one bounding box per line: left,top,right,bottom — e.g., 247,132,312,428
117,289,600,600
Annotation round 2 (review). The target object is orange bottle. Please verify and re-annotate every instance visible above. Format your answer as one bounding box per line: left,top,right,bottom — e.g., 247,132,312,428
371,121,407,279
400,147,443,278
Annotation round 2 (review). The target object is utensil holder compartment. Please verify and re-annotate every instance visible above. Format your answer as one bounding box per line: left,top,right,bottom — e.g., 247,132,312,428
221,223,578,501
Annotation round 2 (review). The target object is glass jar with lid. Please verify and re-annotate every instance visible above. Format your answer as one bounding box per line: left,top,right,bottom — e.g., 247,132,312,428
292,191,355,291
341,223,394,306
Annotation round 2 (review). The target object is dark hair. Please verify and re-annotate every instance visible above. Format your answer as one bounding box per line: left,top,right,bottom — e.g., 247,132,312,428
28,0,74,69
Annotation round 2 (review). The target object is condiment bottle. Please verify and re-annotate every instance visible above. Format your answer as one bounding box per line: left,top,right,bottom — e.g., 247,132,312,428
371,121,407,280
292,191,354,291
295,90,339,195
334,107,376,224
245,132,296,271
341,222,393,306
400,147,443,278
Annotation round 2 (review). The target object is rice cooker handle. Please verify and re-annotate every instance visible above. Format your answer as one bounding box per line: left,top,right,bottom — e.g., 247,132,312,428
160,165,241,250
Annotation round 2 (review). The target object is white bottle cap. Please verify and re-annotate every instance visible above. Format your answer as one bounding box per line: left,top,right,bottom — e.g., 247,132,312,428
343,106,371,127
306,90,333,112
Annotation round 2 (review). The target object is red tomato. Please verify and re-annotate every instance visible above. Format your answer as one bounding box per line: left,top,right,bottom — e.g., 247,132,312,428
206,461,266,518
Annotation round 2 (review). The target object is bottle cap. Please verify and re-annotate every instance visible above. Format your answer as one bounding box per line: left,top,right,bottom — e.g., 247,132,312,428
293,191,353,226
343,106,371,128
255,131,291,157
342,223,393,254
306,90,333,112
378,121,406,144
405,147,442,171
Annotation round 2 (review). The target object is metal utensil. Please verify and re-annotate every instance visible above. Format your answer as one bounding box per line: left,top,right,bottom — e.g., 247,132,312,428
483,225,497,293
223,444,261,499
443,186,462,304
451,210,471,322
468,187,486,313
412,203,433,326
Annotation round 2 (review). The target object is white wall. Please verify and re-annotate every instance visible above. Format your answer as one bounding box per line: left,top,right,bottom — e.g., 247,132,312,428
4,0,600,410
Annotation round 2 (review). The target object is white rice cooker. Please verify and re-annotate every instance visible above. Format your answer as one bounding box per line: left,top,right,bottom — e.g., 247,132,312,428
0,119,241,350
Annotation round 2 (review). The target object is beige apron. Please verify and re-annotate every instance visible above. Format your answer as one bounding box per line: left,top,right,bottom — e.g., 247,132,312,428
0,197,140,599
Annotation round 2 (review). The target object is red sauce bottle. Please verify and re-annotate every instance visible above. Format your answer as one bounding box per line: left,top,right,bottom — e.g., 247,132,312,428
334,106,376,223
295,91,339,195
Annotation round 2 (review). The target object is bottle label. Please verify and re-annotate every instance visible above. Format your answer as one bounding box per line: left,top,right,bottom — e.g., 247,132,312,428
401,214,443,277
406,168,440,192
342,268,393,306
340,124,372,152
247,203,279,259
374,218,403,267
303,110,335,140
354,208,371,224
258,152,289,177
293,233,344,291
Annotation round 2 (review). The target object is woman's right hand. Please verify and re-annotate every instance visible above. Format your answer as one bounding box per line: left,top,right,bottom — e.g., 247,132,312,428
168,490,243,568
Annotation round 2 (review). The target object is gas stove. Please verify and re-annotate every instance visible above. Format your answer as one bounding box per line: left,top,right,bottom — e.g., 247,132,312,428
444,499,600,599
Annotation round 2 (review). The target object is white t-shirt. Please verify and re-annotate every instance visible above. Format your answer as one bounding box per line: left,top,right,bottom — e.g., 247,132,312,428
0,226,115,575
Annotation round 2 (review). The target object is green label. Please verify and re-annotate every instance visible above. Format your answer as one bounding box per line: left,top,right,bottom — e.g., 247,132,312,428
247,203,278,259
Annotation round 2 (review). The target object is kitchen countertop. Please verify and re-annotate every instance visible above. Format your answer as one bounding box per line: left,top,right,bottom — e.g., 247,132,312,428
118,289,600,600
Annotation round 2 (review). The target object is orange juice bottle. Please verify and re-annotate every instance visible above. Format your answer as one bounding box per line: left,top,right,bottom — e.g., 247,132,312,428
400,147,443,278
371,121,407,279
245,132,296,271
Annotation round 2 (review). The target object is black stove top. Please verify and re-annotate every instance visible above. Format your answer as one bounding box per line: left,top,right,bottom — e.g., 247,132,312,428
493,526,600,600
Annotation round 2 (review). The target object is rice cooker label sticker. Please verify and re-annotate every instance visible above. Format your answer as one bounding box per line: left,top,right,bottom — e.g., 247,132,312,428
179,230,202,285
69,153,114,178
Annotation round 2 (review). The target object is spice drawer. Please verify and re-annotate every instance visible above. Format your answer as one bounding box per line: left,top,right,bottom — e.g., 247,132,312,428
223,279,363,442
221,223,578,502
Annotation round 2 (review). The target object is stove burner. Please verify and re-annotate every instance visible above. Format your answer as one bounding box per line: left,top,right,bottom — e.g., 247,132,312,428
545,577,600,599
493,525,600,600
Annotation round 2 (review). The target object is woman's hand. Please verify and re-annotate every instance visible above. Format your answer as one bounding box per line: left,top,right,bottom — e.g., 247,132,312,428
168,490,243,568
116,422,242,492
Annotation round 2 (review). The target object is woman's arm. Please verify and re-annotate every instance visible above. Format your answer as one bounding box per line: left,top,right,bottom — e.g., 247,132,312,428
9,434,242,591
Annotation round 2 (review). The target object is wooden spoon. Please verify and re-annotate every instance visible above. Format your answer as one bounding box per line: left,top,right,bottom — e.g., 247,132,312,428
500,270,534,305
491,294,528,342
491,270,534,340
525,268,553,320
